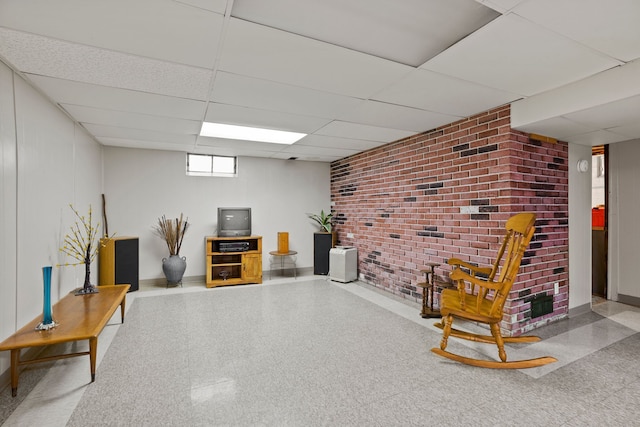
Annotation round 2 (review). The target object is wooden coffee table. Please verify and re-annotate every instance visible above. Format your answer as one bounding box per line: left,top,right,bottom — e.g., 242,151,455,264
0,284,130,396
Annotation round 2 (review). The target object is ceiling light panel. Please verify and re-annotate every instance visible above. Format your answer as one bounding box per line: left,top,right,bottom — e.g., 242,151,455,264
200,123,307,144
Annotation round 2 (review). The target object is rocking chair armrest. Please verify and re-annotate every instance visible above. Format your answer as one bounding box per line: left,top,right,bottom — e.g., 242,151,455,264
450,268,502,291
447,258,492,277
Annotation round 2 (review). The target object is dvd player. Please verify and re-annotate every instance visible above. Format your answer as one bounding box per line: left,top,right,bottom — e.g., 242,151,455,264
219,242,250,252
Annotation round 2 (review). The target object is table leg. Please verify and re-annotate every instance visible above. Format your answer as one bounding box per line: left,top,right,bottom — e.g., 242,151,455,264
89,337,97,382
10,349,19,397
120,296,126,323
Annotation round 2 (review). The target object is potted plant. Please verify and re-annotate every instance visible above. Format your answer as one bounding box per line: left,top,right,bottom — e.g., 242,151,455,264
307,209,336,275
154,213,189,286
308,209,333,232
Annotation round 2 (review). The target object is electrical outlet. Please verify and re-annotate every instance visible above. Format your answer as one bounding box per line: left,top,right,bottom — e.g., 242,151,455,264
347,232,354,238
554,282,559,294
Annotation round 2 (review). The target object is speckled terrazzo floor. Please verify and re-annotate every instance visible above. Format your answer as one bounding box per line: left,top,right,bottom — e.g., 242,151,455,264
2,277,640,426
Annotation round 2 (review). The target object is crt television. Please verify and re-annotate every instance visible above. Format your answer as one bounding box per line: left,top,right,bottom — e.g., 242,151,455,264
217,207,251,237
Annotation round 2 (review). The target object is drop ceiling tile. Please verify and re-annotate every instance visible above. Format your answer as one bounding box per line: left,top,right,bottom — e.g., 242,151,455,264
566,129,631,146
174,0,228,14
62,104,201,134
609,122,640,139
219,18,412,98
297,134,386,152
373,69,519,117
211,72,362,120
0,28,212,99
421,13,622,96
563,96,640,129
512,117,596,140
84,124,197,144
510,59,640,129
340,100,460,133
204,103,330,134
475,0,526,13
514,0,640,62
231,0,498,67
196,136,287,152
25,75,206,120
279,143,361,158
316,121,414,143
97,137,196,152
0,0,224,68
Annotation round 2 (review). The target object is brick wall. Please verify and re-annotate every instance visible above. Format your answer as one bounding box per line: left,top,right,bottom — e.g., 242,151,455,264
330,105,568,336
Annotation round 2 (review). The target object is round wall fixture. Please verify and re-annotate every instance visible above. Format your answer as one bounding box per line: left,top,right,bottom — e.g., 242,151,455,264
577,159,589,173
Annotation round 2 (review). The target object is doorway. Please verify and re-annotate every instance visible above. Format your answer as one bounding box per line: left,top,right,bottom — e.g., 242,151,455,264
591,145,607,298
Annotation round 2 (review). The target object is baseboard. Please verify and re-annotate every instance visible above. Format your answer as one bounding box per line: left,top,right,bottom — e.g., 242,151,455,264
568,302,592,317
139,268,316,288
139,275,205,287
617,293,640,308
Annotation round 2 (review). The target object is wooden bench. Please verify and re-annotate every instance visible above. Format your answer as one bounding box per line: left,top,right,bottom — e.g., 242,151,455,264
0,284,129,396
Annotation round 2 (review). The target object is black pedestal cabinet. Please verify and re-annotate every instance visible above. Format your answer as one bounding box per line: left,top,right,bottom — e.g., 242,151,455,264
313,232,334,275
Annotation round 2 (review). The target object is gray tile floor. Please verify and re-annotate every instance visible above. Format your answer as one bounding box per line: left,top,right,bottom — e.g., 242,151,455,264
1,276,640,426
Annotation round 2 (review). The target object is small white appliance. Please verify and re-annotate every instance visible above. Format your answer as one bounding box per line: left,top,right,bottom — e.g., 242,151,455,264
329,246,358,283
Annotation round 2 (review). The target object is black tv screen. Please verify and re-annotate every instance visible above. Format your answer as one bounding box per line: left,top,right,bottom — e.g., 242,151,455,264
218,207,251,237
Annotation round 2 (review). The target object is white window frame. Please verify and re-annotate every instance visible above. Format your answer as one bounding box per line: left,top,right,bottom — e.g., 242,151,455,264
186,153,238,177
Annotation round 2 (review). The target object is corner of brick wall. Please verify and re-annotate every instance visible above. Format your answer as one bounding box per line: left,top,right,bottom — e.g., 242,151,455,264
330,105,568,336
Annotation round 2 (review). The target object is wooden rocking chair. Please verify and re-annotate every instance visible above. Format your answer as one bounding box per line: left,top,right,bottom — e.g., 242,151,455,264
431,212,557,369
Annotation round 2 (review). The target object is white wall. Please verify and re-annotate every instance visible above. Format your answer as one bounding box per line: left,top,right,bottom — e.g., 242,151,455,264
0,61,103,377
568,142,593,313
103,147,331,281
608,139,640,301
0,63,18,366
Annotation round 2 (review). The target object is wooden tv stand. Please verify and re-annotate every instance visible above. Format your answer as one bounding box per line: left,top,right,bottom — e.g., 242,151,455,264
205,236,262,288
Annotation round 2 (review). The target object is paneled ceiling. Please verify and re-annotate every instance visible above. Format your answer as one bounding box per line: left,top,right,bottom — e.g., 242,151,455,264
0,0,638,162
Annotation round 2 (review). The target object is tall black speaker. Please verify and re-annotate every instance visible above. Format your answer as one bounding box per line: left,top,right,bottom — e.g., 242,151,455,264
313,232,334,275
99,236,139,291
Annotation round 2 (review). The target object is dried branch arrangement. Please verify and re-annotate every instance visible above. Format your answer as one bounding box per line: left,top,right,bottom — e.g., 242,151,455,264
154,213,189,256
59,204,107,266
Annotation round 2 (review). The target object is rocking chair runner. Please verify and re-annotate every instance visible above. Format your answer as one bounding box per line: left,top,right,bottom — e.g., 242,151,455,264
431,212,557,369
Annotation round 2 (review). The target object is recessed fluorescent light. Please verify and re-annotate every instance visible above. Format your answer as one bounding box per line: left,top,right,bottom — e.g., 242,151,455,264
200,122,306,144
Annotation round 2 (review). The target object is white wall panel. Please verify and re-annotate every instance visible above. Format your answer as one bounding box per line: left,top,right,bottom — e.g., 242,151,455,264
11,76,102,326
103,147,331,281
568,143,593,311
0,62,103,383
0,61,18,377
609,139,640,300
14,77,76,325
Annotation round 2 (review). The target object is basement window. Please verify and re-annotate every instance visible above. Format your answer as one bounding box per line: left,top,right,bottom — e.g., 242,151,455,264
186,153,237,177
